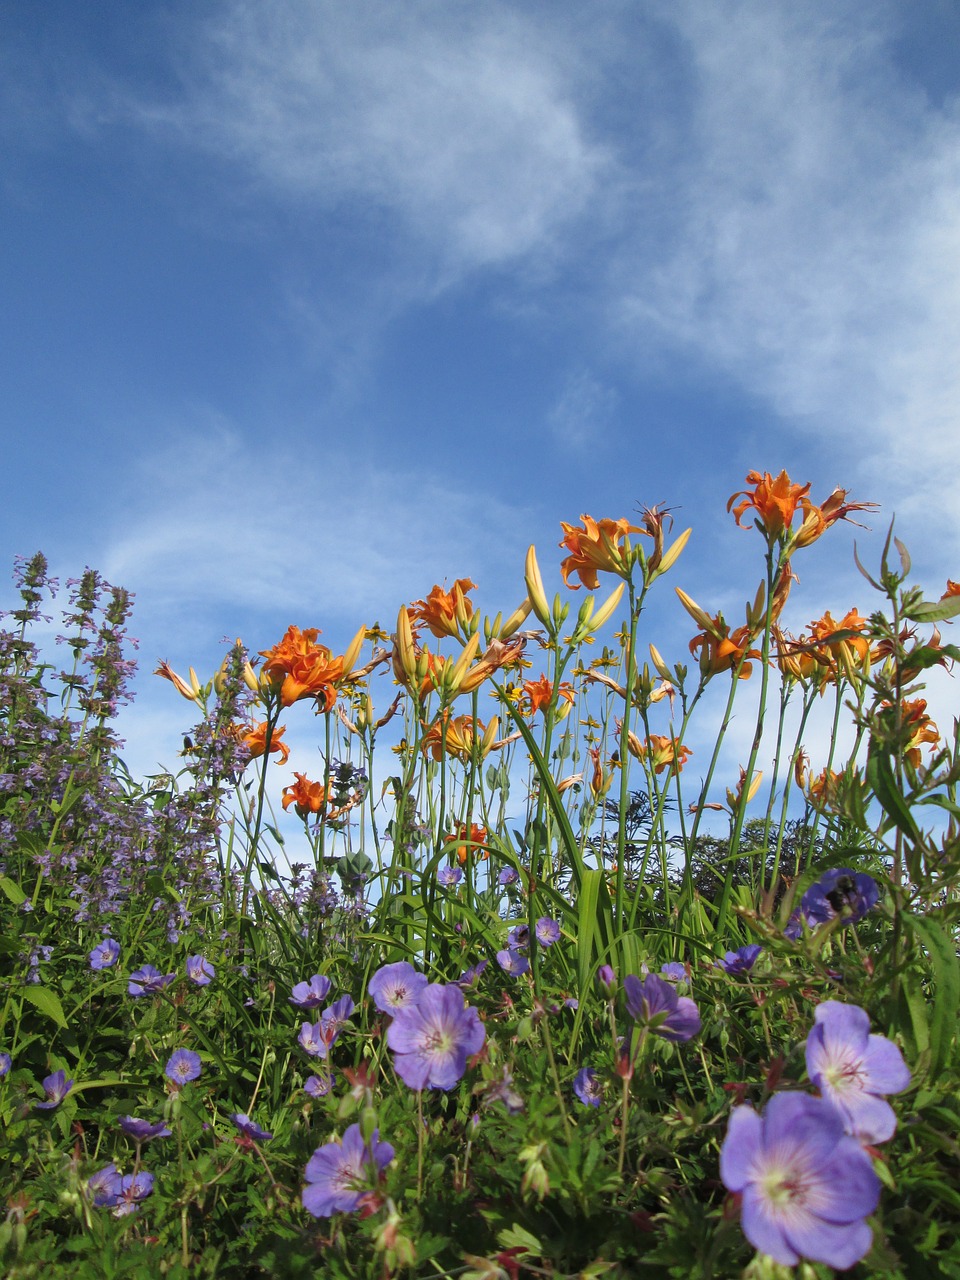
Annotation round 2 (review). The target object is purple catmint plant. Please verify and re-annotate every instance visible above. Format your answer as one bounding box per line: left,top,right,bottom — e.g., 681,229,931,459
386,983,485,1090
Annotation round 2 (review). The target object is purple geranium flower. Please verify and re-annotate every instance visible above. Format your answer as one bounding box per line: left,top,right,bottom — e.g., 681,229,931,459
119,1116,171,1142
596,964,617,997
716,945,763,975
304,1072,334,1097
88,1164,122,1208
110,1171,155,1217
438,865,463,887
496,948,529,977
128,965,177,997
302,1123,394,1217
535,917,560,947
660,961,687,982
0,1052,11,1077
186,955,215,986
573,1067,603,1108
289,974,332,1009
232,1113,273,1142
35,1069,73,1109
801,868,880,928
386,983,485,1090
299,1021,329,1057
89,938,120,971
507,924,529,949
457,960,488,991
805,1001,911,1144
498,867,519,887
623,973,701,1042
165,1049,202,1085
368,962,428,1013
720,1092,880,1268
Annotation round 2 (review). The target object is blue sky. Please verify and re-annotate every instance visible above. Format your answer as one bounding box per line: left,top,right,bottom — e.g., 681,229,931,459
2,0,959,795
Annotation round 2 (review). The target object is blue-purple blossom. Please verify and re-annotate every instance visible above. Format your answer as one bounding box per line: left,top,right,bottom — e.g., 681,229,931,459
35,1069,73,1109
0,1052,11,1077
507,924,529,949
90,1166,154,1216
368,962,428,1013
165,1049,202,1084
457,960,488,990
438,864,463,887
660,961,687,982
805,1001,911,1144
299,1022,329,1057
89,938,120,971
119,1116,171,1141
623,973,701,1042
304,1072,334,1097
498,867,519,887
386,983,485,1090
496,948,530,977
720,1092,880,1268
535,917,560,947
573,1067,603,1108
716,945,763,975
485,1066,524,1114
232,1113,273,1142
801,868,880,928
88,1164,122,1208
289,974,332,1009
302,1123,395,1217
596,964,617,997
186,955,215,986
128,965,177,997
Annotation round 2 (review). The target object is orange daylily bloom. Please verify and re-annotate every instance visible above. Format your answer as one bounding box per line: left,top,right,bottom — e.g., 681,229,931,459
774,628,833,690
281,773,328,816
627,732,692,775
260,625,361,709
409,578,477,639
806,767,842,806
237,720,290,765
894,698,940,768
689,618,760,679
793,487,878,549
444,823,490,865
588,746,613,798
808,608,872,674
941,580,960,600
420,712,497,762
559,515,642,590
522,675,575,717
728,470,812,540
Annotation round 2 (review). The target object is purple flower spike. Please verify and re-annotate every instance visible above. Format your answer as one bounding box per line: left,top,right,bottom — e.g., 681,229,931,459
535,917,561,947
165,1049,202,1085
496,948,529,977
623,973,700,1042
89,939,120,971
368,962,428,1013
35,1069,73,1109
304,1072,334,1097
387,983,485,1091
232,1113,273,1142
302,1123,395,1217
805,1001,911,1144
801,868,880,928
438,865,463,887
289,974,332,1009
186,955,215,986
573,1067,603,1108
720,1092,880,1268
716,945,763,975
128,964,177,997
119,1116,171,1141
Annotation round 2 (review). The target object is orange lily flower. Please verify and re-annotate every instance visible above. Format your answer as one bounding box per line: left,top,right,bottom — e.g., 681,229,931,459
689,618,760,679
627,732,691,775
808,608,872,675
942,580,960,600
420,712,497,762
793,487,878,548
444,823,489,865
559,515,642,590
896,698,940,768
238,720,290,765
728,470,812,541
259,625,363,709
522,675,575,717
409,578,477,639
281,773,328,817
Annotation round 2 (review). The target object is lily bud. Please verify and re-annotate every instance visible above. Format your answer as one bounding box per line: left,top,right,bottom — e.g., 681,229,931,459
524,546,552,628
655,527,692,577
340,624,366,681
649,643,673,682
587,581,625,635
500,597,532,639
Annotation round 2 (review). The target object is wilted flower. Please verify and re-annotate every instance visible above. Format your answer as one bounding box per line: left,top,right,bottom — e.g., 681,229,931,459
289,974,333,1009
302,1123,395,1218
573,1067,603,1108
35,1069,73,1109
623,973,700,1042
119,1116,171,1141
165,1049,202,1085
805,1002,911,1144
386,983,485,1090
437,864,463,887
801,868,879,928
535,917,561,947
232,1113,274,1142
716,945,762,975
186,955,215,986
89,938,120,971
128,965,177,997
720,1092,880,1268
368,962,428,1013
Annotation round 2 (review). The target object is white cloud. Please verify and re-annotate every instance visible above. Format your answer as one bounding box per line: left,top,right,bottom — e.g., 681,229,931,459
547,367,619,450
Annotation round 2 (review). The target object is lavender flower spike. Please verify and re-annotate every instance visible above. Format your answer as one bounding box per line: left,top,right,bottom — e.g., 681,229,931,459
35,1069,73,1109
805,1001,911,1144
387,983,485,1090
302,1123,394,1217
368,961,428,1013
720,1092,880,1268
623,973,701,1042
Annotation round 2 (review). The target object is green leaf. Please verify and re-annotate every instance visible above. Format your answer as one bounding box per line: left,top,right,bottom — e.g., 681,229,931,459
866,747,922,846
21,984,67,1029
0,875,27,906
902,912,960,1080
905,596,960,624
